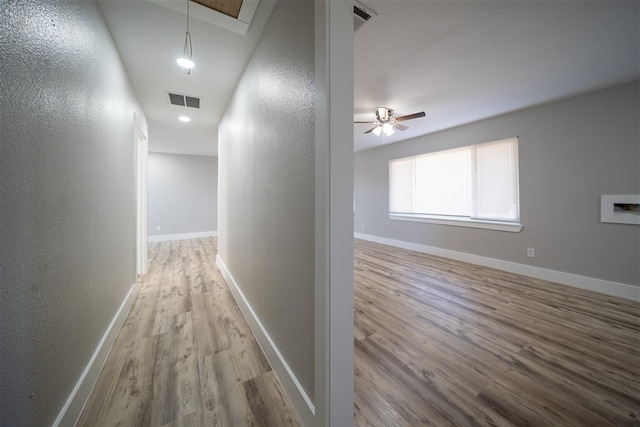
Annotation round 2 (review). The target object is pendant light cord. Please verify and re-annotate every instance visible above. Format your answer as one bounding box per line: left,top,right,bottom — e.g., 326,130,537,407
183,0,192,75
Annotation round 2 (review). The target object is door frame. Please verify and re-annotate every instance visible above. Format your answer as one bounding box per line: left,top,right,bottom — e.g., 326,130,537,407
134,118,148,277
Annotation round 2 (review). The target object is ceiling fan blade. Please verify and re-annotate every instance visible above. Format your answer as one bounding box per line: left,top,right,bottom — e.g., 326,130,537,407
354,121,376,124
395,112,426,122
364,125,380,134
392,123,409,131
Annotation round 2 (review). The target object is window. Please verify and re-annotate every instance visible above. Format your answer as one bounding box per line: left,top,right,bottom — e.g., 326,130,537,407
389,137,521,232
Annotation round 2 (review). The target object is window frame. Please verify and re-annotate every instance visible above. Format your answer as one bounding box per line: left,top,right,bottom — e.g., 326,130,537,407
388,137,523,233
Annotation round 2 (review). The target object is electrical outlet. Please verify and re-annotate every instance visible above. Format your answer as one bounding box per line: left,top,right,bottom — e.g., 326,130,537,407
527,248,535,258
156,226,161,232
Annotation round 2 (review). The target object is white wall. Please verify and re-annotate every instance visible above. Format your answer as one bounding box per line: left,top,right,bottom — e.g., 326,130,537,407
355,81,639,290
313,1,356,423
218,0,317,421
147,152,218,237
149,120,218,157
217,2,355,423
0,1,147,425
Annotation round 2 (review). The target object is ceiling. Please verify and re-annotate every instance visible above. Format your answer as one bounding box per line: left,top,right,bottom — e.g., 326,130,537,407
98,0,276,156
353,1,639,152
99,0,639,156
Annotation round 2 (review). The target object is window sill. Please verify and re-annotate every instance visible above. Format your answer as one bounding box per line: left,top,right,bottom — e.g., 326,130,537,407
389,213,523,232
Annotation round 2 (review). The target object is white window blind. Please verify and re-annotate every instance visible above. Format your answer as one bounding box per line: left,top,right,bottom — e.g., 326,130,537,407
389,137,519,223
473,138,519,221
414,147,471,216
389,157,414,213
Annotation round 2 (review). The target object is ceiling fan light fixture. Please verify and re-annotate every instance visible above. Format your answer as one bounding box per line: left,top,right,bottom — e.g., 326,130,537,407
356,107,425,136
377,107,390,122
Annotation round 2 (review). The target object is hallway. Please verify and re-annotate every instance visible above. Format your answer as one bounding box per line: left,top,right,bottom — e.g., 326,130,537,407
77,238,301,426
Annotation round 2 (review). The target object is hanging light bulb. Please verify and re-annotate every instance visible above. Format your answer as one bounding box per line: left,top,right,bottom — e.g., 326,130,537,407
372,125,382,136
177,57,194,69
382,123,395,136
177,0,194,74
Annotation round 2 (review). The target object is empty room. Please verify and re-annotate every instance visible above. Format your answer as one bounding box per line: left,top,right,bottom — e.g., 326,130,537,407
2,0,638,426
352,1,639,425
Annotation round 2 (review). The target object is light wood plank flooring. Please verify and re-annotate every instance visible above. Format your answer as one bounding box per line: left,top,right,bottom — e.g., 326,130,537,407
79,237,639,426
354,238,640,426
77,238,301,427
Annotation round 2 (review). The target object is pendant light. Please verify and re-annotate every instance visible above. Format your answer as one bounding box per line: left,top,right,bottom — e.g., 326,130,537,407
177,0,194,74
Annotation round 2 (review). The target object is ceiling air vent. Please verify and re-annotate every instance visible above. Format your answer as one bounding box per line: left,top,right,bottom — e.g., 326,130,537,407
354,1,376,33
167,92,201,109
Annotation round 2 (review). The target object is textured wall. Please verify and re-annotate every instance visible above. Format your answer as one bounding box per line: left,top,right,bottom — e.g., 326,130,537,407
147,152,218,236
0,1,146,425
218,0,316,401
354,81,640,286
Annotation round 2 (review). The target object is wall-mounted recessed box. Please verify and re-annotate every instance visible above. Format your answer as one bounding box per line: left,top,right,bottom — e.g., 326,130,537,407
600,195,640,225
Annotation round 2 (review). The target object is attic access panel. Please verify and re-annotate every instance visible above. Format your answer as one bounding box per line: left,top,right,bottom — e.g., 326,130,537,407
193,0,243,19
149,0,258,35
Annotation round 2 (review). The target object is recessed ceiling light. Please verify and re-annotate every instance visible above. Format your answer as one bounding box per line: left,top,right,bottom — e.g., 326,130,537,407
179,116,191,122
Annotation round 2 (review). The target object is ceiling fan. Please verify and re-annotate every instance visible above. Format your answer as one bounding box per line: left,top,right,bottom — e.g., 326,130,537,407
355,107,426,136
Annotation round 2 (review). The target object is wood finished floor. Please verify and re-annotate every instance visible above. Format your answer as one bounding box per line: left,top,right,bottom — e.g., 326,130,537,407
354,238,640,426
78,237,639,426
76,238,302,427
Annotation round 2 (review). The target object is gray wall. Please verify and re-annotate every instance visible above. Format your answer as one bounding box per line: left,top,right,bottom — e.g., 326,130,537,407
0,1,147,425
147,152,218,236
355,81,639,287
218,0,316,402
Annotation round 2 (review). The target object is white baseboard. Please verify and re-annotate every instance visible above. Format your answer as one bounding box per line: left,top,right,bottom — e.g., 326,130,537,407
148,230,217,242
216,255,315,426
53,282,138,427
355,232,640,301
